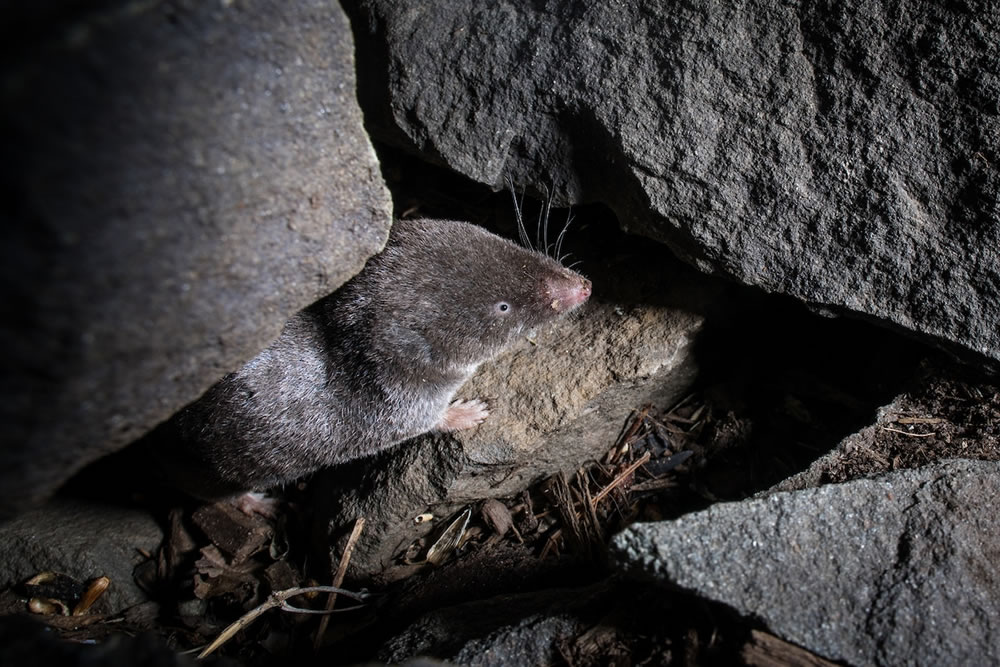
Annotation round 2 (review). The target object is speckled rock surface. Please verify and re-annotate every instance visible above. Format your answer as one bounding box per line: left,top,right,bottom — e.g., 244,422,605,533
0,500,162,612
0,0,392,517
376,583,612,665
611,459,1000,665
386,613,582,667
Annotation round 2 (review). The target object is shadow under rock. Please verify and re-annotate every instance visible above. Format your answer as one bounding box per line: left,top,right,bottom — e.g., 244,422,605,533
686,289,935,503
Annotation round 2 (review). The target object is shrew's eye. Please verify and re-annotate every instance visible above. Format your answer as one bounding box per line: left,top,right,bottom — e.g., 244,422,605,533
495,301,511,314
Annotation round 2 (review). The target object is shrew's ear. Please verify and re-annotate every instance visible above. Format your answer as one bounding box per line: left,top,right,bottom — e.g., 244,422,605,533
383,321,433,364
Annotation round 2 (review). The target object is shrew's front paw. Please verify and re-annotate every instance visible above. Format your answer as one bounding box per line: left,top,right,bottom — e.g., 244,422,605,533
436,398,490,432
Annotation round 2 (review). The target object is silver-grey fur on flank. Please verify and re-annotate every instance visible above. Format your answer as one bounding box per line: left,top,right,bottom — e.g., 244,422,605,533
151,218,591,499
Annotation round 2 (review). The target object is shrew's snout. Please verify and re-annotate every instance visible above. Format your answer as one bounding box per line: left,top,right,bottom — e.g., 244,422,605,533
545,273,591,313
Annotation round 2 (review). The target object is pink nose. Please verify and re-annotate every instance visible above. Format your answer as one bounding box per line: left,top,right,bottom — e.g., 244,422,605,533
547,275,592,312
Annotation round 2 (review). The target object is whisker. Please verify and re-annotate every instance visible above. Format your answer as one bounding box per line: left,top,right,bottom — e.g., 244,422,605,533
544,186,553,258
536,184,550,256
506,176,532,250
554,209,573,260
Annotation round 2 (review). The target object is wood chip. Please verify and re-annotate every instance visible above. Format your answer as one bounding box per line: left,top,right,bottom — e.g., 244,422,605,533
192,501,274,565
72,576,110,616
481,498,514,537
894,416,945,424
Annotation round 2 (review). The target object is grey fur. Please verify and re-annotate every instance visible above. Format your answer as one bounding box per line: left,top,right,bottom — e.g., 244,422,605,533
152,219,591,498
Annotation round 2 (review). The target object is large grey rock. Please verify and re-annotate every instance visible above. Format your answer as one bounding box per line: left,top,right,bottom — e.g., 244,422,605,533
611,459,1000,666
0,500,163,612
353,0,1000,365
0,1,392,517
317,249,714,577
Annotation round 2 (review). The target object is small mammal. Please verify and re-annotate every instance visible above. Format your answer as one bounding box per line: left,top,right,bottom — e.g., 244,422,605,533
152,218,591,503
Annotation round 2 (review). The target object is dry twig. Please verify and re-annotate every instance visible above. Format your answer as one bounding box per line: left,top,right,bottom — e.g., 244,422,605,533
198,585,366,659
742,629,838,666
313,517,366,650
591,451,651,508
607,406,650,463
880,426,936,438
894,416,944,425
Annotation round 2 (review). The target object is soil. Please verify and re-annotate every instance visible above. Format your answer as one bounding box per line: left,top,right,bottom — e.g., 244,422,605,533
812,373,1000,483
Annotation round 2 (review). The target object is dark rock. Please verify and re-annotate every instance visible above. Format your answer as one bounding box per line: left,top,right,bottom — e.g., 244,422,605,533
352,0,1000,366
387,612,582,667
611,459,1000,665
0,613,205,667
0,0,393,517
377,586,595,665
0,499,162,612
371,578,688,666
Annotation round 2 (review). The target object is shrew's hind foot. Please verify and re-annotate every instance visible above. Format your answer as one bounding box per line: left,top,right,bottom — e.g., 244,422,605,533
232,491,279,519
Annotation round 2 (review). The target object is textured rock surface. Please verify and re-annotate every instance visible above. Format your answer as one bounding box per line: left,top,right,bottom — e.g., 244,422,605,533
612,459,1000,665
351,0,1000,365
316,248,716,577
0,1,392,516
0,500,162,612
386,612,582,666
377,584,606,665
